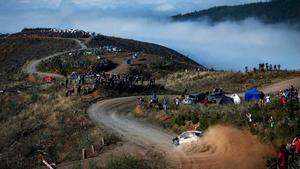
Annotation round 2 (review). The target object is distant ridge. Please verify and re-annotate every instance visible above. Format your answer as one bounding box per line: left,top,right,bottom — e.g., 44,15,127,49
172,0,300,26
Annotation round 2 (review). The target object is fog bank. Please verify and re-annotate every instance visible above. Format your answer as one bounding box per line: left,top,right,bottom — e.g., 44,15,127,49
79,18,300,70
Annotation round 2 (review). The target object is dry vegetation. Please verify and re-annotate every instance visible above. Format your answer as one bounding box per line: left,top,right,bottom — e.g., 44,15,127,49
0,78,118,169
0,36,79,84
160,70,300,93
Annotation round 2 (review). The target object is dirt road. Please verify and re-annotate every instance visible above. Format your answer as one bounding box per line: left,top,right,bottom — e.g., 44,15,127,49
260,77,300,94
23,39,87,78
88,96,177,151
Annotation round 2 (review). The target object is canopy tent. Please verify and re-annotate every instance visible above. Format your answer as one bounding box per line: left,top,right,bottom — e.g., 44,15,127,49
230,94,241,104
43,76,55,83
244,88,262,102
70,72,79,80
217,96,234,105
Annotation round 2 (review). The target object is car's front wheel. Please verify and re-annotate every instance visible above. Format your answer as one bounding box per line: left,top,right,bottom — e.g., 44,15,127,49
172,138,179,145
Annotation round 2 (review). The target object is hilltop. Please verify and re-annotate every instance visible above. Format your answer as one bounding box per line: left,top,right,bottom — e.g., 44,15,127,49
0,28,204,86
172,0,300,26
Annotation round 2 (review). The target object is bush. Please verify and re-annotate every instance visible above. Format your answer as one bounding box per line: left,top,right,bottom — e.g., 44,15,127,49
174,114,186,126
30,93,39,103
191,112,199,124
198,117,209,131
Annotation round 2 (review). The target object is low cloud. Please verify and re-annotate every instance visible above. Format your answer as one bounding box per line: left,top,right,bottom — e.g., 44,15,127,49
1,0,299,70
75,17,300,70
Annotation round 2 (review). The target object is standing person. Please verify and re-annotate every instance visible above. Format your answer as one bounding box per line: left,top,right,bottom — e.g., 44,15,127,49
65,78,69,89
82,74,85,85
260,91,265,106
140,96,145,106
281,95,287,105
77,85,81,95
265,94,271,104
246,113,252,126
175,97,180,110
269,116,275,128
202,96,209,106
293,137,300,162
277,144,288,169
287,138,296,163
163,97,168,113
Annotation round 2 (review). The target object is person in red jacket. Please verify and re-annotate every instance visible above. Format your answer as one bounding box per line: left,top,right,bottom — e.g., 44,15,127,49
293,137,300,160
281,95,287,105
202,96,208,106
278,144,288,169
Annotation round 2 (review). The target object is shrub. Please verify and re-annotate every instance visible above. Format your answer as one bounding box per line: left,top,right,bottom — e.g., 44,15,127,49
191,112,199,124
30,93,39,103
174,114,186,126
198,117,209,131
9,100,17,111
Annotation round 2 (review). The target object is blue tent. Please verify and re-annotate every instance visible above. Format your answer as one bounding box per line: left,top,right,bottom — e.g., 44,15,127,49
244,88,261,102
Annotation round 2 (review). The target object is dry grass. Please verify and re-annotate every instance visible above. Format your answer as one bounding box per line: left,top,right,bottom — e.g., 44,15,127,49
0,82,115,169
0,36,80,85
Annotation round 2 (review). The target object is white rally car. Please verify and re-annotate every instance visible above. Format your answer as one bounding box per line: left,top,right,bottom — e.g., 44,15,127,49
172,130,203,145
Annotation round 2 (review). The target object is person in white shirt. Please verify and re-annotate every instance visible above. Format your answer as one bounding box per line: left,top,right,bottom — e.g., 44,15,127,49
265,94,271,103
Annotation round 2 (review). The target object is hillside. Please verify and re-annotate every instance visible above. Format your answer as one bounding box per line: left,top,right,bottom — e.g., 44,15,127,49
172,0,300,25
88,34,204,72
160,70,300,94
0,37,80,85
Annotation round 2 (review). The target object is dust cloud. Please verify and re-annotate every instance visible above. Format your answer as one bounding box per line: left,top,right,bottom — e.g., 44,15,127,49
171,125,276,169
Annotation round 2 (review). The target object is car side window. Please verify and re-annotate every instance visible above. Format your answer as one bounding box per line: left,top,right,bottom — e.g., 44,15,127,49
195,132,202,137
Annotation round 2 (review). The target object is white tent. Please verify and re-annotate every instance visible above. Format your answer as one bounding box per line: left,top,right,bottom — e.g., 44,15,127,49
230,94,241,104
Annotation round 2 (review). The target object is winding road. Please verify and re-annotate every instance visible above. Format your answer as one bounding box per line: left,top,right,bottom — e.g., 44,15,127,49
23,39,87,78
23,38,299,169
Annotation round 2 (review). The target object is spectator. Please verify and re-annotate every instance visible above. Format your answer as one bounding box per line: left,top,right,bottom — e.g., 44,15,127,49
202,96,209,106
259,91,265,106
246,113,252,126
268,116,275,128
265,94,271,104
163,98,168,113
293,137,300,161
287,138,296,162
277,144,288,169
77,85,81,95
175,97,180,110
281,95,287,105
65,78,69,89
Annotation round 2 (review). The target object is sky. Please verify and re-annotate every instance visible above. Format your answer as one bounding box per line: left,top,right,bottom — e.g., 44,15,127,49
1,0,299,70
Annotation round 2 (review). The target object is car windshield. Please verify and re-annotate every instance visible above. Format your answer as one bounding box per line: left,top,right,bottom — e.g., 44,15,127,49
179,132,194,139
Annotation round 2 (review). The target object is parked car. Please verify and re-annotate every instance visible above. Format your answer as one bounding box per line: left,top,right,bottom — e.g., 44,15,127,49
208,88,224,103
182,93,206,104
172,130,203,145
